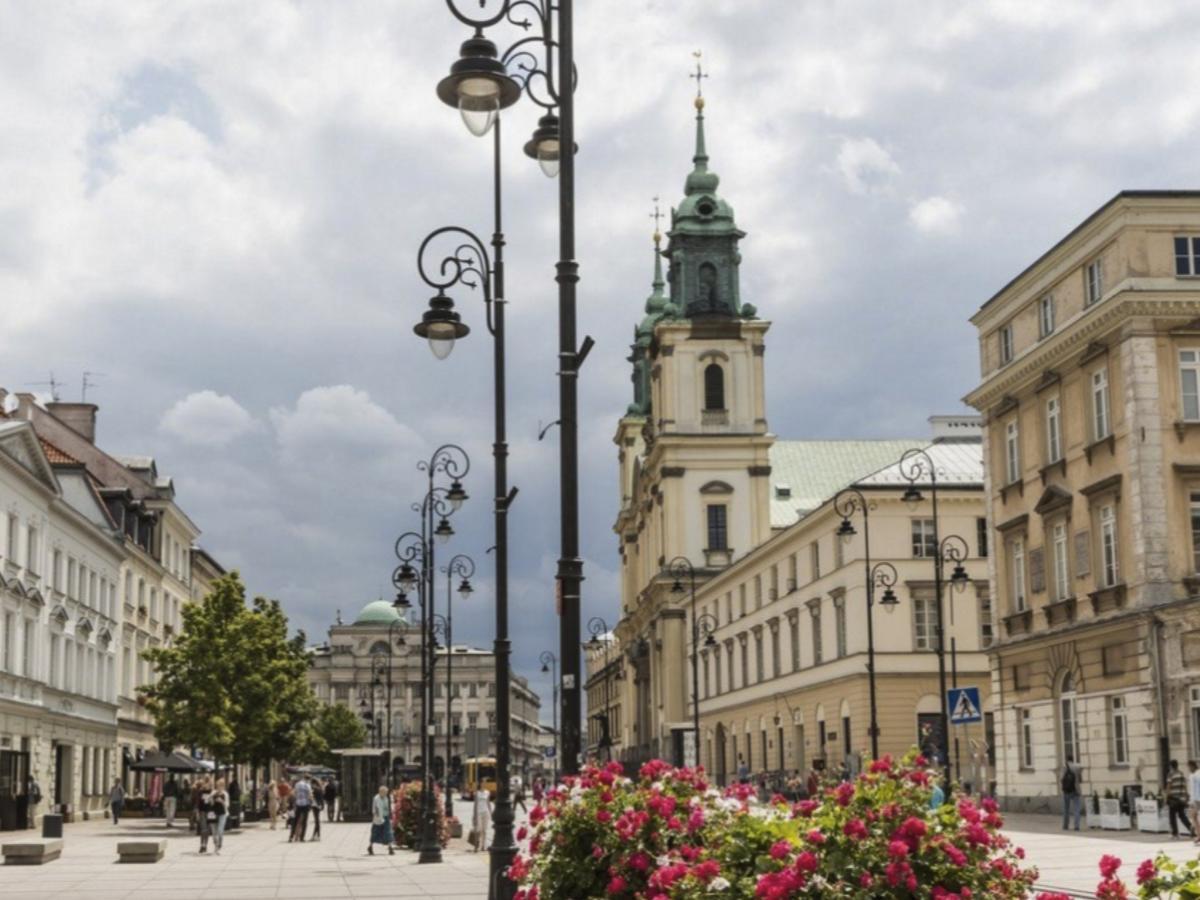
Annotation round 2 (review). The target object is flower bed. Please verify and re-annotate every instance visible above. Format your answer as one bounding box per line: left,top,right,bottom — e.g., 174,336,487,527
391,780,450,849
511,752,1040,899
1037,853,1200,900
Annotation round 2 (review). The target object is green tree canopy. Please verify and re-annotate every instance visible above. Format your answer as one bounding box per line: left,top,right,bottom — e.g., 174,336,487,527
294,702,368,770
142,572,319,767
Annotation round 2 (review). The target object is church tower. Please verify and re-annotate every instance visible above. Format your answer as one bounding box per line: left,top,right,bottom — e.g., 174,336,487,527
613,69,774,766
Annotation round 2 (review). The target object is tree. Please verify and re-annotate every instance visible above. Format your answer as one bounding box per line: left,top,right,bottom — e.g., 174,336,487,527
141,572,319,770
295,702,368,770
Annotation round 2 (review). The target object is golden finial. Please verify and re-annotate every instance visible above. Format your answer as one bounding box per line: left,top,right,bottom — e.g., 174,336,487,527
650,196,664,246
690,50,708,110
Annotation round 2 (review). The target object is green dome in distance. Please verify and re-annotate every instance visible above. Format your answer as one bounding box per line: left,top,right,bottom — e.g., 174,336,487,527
353,600,403,626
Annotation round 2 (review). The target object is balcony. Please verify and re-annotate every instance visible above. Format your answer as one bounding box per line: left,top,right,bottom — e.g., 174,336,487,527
1088,583,1126,615
1042,596,1077,627
1002,609,1033,637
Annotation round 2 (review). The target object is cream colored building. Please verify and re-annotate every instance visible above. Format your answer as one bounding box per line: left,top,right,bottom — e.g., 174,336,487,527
612,95,992,785
965,191,1200,810
584,632,623,762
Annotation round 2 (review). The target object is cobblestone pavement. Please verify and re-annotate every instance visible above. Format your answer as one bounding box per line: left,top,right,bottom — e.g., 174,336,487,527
1005,812,1200,895
0,798,497,900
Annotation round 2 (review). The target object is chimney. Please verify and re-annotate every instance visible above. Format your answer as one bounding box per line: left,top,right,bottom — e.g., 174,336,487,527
46,402,99,443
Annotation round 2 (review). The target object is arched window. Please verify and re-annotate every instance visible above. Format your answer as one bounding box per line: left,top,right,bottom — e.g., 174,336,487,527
704,363,725,411
1058,671,1079,765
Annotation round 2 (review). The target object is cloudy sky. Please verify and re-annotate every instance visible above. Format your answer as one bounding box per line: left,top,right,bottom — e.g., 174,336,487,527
5,0,1200,721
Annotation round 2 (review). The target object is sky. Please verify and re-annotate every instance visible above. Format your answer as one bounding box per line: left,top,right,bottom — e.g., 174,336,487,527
5,0,1200,723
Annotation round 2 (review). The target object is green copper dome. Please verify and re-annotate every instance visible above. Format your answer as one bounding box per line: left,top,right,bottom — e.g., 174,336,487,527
353,600,402,626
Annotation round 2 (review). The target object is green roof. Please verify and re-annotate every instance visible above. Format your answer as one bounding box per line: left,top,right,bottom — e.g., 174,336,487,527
768,440,923,527
352,600,402,626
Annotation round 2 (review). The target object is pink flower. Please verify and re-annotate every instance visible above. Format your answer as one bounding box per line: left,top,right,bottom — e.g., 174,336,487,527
942,843,967,866
887,839,909,859
842,818,868,840
516,825,528,841
1136,859,1156,885
769,839,791,860
693,859,720,881
627,851,651,872
606,875,626,895
596,809,612,824
1099,855,1121,879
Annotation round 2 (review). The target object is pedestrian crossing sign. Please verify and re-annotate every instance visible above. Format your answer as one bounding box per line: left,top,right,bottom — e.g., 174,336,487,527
948,687,982,724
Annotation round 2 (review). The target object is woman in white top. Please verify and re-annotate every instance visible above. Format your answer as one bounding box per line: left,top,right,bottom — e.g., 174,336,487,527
471,788,492,853
367,786,394,856
210,779,230,855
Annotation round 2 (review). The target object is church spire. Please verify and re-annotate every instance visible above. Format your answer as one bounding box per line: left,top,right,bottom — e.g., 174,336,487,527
684,52,718,197
649,197,666,307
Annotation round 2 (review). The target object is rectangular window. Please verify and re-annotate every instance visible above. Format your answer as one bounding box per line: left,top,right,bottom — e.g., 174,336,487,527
811,607,823,665
771,627,781,677
835,600,847,658
725,644,734,690
787,554,798,591
1085,258,1103,306
833,530,845,569
1005,418,1020,485
738,584,746,617
1045,395,1062,463
1052,521,1070,602
976,517,989,558
51,550,61,591
911,519,937,558
1091,368,1111,440
1,612,12,672
1110,696,1129,765
1020,708,1034,769
769,565,779,601
67,558,76,599
1099,504,1119,587
1175,236,1200,276
979,592,994,649
22,620,32,677
1180,350,1200,421
754,633,764,683
740,639,749,687
5,514,16,560
810,542,821,580
1009,537,1027,612
707,505,728,550
999,323,1014,364
713,649,722,694
754,575,762,610
26,526,38,574
789,617,800,671
701,653,709,699
913,595,932,650
1191,492,1200,573
1038,295,1055,338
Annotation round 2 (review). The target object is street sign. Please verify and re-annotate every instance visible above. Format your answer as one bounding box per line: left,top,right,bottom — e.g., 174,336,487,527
948,687,983,724
543,747,556,759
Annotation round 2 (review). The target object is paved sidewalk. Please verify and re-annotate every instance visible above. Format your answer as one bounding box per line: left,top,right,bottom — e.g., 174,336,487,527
0,814,491,900
1005,813,1200,895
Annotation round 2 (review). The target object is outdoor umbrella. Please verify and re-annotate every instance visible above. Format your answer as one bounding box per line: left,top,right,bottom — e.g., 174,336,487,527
129,750,207,773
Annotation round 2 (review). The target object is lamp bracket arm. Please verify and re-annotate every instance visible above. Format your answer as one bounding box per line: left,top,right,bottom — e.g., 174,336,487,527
537,419,561,441
444,0,511,30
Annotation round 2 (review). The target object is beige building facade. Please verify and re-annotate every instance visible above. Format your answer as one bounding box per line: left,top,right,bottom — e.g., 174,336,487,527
965,191,1200,809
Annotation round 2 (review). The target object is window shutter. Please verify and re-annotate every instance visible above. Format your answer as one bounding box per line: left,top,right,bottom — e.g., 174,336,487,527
1029,548,1045,594
1074,530,1091,578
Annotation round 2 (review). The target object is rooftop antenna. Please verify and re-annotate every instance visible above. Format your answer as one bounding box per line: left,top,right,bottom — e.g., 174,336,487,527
26,373,61,402
81,371,106,402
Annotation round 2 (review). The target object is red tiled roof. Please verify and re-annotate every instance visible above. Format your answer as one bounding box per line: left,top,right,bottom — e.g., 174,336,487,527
39,436,80,465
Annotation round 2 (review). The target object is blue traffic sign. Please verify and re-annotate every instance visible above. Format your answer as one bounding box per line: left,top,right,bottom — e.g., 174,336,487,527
948,687,982,724
543,746,556,758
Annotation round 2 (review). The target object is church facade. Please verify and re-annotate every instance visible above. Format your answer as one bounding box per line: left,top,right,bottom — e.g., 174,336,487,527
609,93,993,785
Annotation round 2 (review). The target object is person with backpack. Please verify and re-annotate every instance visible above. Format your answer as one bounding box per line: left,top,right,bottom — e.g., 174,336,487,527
323,778,339,822
1166,759,1196,840
1061,763,1081,831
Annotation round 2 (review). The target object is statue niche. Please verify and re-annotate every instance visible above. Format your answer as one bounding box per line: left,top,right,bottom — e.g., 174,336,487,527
690,261,724,316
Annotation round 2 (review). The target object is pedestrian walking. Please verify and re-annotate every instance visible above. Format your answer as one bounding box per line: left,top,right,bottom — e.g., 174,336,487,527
532,777,544,805
736,755,749,784
1060,763,1081,832
210,779,230,855
291,776,313,842
310,779,323,841
25,776,41,829
267,782,280,830
109,779,125,825
197,777,213,854
805,767,819,799
1166,759,1196,840
367,785,394,855
190,778,205,833
162,777,178,827
513,781,528,814
470,786,492,853
323,777,339,822
1188,760,1200,843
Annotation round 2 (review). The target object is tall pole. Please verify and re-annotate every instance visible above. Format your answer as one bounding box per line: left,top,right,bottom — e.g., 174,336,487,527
445,573,454,818
836,488,881,761
556,0,583,781
540,651,558,784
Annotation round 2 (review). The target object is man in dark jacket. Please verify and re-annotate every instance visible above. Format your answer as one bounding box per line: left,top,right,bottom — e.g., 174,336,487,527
1061,763,1081,831
323,778,339,822
162,777,178,827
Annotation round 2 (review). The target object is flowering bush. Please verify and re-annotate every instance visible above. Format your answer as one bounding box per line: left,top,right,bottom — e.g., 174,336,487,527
1037,854,1200,900
511,752,1039,899
391,780,449,849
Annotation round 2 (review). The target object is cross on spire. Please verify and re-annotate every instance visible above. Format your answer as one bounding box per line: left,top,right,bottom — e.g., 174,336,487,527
690,50,708,100
650,196,664,245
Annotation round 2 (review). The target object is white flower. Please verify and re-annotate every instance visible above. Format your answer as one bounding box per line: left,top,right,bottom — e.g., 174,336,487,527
656,855,670,867
708,877,731,892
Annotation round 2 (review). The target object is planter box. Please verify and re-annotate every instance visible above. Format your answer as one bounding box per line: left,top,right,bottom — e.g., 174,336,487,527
1098,798,1129,830
1134,799,1170,833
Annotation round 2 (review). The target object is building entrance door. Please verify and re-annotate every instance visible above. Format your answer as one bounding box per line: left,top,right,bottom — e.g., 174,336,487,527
0,750,31,830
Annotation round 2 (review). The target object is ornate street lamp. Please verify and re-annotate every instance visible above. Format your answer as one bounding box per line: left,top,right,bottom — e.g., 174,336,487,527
585,617,614,762
667,555,716,766
539,651,558,784
438,554,475,816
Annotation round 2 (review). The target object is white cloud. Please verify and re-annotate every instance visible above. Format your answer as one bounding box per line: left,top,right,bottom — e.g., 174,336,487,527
268,385,419,468
836,137,900,194
908,196,963,235
159,390,258,446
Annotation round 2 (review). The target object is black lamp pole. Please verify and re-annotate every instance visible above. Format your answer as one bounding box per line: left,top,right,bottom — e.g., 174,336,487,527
899,448,951,790
667,555,715,767
938,533,971,784
585,617,613,762
393,446,469,866
440,555,475,817
539,651,558,784
433,0,585,802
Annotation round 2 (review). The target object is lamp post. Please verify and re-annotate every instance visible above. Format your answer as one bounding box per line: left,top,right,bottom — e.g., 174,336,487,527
539,651,558,784
438,555,475,817
394,445,470,866
938,534,971,783
667,555,716,767
898,447,953,790
585,617,613,762
431,2,585,810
